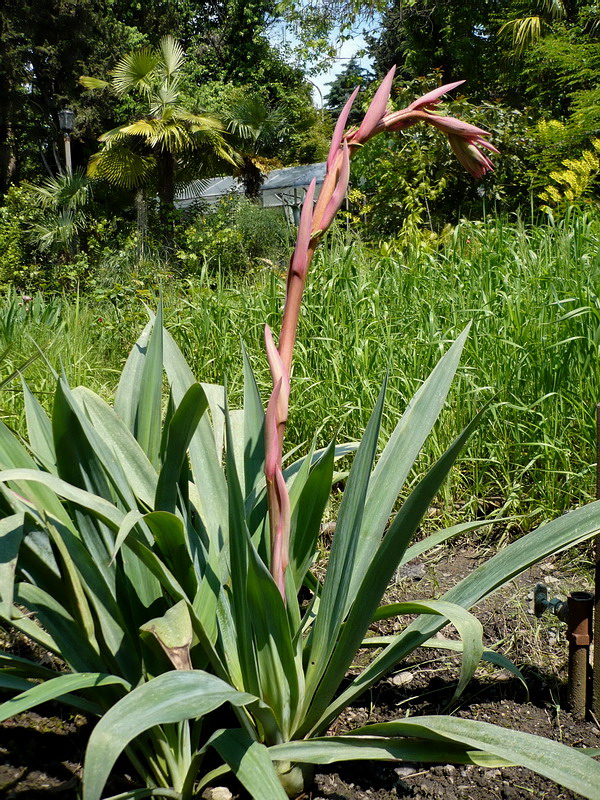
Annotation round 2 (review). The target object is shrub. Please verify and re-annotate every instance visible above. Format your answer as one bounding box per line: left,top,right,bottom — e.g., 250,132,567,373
176,194,293,275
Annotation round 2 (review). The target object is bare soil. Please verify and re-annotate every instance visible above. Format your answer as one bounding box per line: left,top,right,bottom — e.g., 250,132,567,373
1,545,599,800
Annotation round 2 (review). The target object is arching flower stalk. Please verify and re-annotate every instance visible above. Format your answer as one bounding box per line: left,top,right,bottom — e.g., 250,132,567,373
265,67,498,600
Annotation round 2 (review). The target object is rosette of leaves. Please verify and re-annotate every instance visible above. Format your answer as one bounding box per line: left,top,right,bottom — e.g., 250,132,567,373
0,309,599,800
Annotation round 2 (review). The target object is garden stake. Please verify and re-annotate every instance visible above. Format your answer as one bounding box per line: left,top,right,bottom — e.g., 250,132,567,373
593,402,600,718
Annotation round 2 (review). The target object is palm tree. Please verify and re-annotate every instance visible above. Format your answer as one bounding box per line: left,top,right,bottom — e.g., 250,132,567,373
222,94,287,198
80,36,236,229
498,0,567,56
25,169,92,257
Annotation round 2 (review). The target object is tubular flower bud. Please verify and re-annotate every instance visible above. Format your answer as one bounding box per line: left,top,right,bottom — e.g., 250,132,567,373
447,134,500,179
354,65,396,144
423,114,492,139
271,465,291,600
265,378,282,482
327,86,360,171
408,80,466,111
265,325,290,428
318,140,350,233
289,178,316,281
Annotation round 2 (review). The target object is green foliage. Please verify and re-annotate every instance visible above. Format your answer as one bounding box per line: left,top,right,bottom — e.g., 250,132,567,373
0,187,33,286
0,0,144,194
368,0,499,96
3,210,600,525
349,79,537,235
0,176,135,292
0,288,62,342
1,302,600,799
176,195,293,274
539,138,600,208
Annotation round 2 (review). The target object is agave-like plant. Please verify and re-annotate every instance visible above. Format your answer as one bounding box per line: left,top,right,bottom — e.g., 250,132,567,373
1,71,600,800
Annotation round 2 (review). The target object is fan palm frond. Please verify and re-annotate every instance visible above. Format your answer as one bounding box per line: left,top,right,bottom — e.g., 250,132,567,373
87,147,156,189
224,94,287,152
79,76,111,90
29,209,87,252
499,16,544,55
26,170,91,211
151,82,182,113
540,0,566,18
111,48,161,96
98,124,139,143
159,35,185,79
120,119,159,138
173,177,210,201
174,110,225,130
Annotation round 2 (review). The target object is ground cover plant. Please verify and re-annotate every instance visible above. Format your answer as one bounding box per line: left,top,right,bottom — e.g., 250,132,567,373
1,71,600,800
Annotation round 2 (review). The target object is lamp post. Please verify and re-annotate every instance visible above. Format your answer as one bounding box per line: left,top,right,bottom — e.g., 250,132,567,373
58,108,75,175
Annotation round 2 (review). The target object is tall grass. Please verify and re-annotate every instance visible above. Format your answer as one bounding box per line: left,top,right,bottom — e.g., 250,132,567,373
3,208,600,529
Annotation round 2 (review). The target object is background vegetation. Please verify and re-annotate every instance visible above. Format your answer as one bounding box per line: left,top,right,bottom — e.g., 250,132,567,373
2,210,600,532
1,0,600,531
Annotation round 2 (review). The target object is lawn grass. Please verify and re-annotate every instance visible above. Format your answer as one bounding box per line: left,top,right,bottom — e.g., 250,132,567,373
2,207,600,531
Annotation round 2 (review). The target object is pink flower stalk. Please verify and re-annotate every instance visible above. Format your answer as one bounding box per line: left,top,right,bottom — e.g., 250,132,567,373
278,178,317,378
265,377,291,602
265,69,499,601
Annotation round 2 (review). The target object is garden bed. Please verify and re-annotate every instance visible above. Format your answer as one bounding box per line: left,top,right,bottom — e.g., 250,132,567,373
2,544,598,800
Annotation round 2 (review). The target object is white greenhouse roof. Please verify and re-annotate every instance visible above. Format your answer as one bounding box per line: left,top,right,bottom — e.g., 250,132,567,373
175,162,327,210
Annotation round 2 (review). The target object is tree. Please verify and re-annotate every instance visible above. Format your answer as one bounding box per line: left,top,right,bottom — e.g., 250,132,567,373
324,57,374,122
81,36,236,228
222,93,288,196
367,0,500,96
0,0,140,197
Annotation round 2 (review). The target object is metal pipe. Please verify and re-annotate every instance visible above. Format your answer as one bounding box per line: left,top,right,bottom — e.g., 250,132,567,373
534,584,593,717
566,591,593,720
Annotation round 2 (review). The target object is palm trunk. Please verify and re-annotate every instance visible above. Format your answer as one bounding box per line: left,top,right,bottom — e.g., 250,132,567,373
157,150,176,248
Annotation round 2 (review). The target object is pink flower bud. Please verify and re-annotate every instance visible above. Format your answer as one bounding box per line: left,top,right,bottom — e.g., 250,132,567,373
448,135,496,179
265,378,282,482
318,140,350,233
289,178,316,280
424,115,491,138
408,80,465,111
265,324,289,426
354,65,396,143
327,86,360,171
